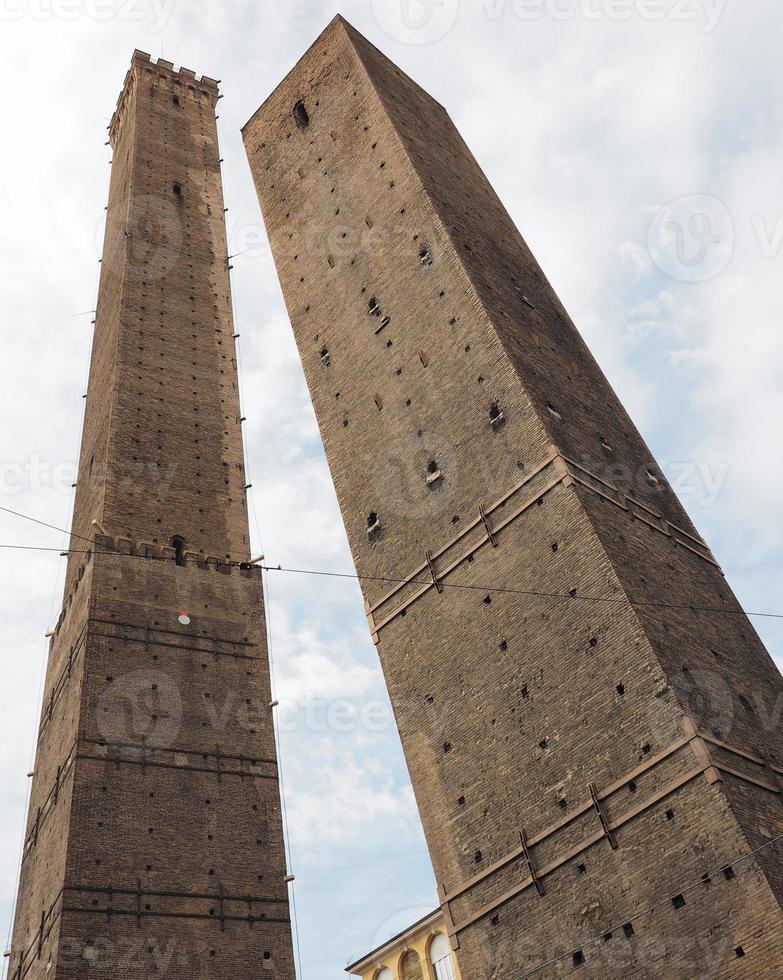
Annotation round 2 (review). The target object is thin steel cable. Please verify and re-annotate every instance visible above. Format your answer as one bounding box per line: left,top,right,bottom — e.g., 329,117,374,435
219,115,266,563
2,626,52,975
234,326,267,558
257,563,783,621
263,569,304,979
0,506,103,552
0,531,782,622
2,249,99,975
1,772,34,975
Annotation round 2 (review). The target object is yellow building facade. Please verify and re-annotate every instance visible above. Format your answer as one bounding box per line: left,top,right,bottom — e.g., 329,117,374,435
347,910,461,980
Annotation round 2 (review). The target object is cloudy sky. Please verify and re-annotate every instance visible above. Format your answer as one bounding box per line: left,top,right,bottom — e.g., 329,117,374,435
1,0,781,976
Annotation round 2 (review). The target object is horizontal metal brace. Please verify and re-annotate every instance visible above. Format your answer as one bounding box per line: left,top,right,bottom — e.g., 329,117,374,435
589,781,618,850
520,829,545,896
426,551,443,593
365,449,718,643
442,722,779,938
479,505,498,547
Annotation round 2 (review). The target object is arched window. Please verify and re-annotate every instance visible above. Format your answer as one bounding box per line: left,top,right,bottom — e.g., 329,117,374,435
400,950,424,980
430,933,457,980
171,536,187,567
293,100,310,128
375,970,393,980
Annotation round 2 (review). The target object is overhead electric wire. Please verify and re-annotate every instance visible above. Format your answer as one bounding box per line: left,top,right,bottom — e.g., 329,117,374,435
0,509,782,622
219,118,266,562
0,505,99,551
2,238,100,977
229,282,266,559
3,517,780,976
0,544,77,554
263,569,304,979
255,563,783,622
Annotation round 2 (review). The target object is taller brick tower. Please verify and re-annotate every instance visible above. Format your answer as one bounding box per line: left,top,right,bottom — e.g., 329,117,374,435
8,52,296,979
244,17,783,979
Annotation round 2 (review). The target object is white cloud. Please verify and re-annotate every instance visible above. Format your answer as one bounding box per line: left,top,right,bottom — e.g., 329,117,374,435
1,2,781,974
269,605,381,705
619,240,653,281
286,745,419,858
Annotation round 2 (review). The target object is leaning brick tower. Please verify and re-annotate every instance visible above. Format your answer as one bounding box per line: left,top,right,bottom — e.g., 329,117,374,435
8,52,296,979
243,17,783,979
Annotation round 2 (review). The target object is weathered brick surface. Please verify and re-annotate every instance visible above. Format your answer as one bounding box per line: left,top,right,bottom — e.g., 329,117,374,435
243,16,783,978
9,52,295,979
65,52,249,600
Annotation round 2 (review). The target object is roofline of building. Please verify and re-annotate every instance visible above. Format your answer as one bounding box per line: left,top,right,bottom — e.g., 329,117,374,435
345,908,442,975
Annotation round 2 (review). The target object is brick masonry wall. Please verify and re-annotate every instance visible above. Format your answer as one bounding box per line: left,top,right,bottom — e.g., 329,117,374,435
9,53,295,979
66,51,249,599
243,16,783,978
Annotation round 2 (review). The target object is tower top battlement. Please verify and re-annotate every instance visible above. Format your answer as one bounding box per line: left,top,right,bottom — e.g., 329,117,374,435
109,49,220,144
74,46,251,586
129,48,220,88
9,53,296,980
